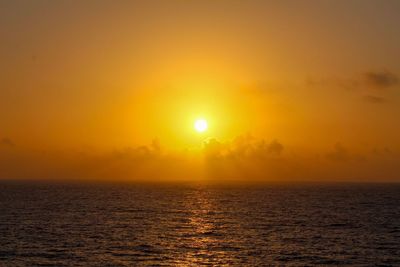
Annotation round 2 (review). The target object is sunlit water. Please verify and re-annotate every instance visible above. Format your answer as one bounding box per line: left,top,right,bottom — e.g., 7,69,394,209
0,182,399,266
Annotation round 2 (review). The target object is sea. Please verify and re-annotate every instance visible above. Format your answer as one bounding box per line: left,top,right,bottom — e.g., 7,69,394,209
0,182,399,266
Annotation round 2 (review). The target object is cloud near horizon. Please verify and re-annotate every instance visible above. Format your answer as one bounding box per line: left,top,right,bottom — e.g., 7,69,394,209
0,136,399,183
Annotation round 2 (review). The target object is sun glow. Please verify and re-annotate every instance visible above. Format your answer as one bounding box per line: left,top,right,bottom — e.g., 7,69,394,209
194,119,208,133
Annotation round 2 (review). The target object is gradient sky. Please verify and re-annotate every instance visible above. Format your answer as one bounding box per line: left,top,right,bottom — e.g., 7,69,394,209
1,0,400,182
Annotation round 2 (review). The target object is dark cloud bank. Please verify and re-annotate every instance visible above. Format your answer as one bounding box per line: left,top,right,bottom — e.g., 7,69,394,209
0,136,399,183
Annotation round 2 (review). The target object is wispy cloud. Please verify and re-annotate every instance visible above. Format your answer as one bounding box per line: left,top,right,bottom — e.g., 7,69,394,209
306,69,398,104
364,70,398,89
363,95,386,104
0,137,15,147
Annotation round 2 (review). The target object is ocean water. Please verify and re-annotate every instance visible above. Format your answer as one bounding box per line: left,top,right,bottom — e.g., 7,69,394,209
0,182,399,266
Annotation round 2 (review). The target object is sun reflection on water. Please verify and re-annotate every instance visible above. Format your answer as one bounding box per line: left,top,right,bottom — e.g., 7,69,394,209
173,186,231,266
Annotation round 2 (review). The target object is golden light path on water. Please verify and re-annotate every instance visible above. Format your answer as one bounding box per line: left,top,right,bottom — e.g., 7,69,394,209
176,188,224,266
173,187,259,266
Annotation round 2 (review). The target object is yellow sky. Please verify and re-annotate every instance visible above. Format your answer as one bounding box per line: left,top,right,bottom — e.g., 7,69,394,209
1,1,400,182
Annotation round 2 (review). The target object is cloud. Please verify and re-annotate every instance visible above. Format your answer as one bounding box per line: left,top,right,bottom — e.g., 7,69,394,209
203,138,224,158
363,95,386,104
306,69,398,91
0,137,15,147
364,70,398,89
325,143,369,163
267,139,284,155
326,143,349,162
372,147,393,157
1,137,399,183
305,76,360,91
306,70,398,104
203,135,284,160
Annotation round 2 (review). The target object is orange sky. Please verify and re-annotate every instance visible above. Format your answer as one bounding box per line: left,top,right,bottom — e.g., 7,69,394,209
1,0,400,182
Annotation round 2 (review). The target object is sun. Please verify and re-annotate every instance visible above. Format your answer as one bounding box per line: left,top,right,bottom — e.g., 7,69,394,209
194,119,208,133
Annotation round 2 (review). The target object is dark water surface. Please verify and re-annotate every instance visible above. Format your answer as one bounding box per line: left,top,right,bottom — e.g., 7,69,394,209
0,182,399,266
